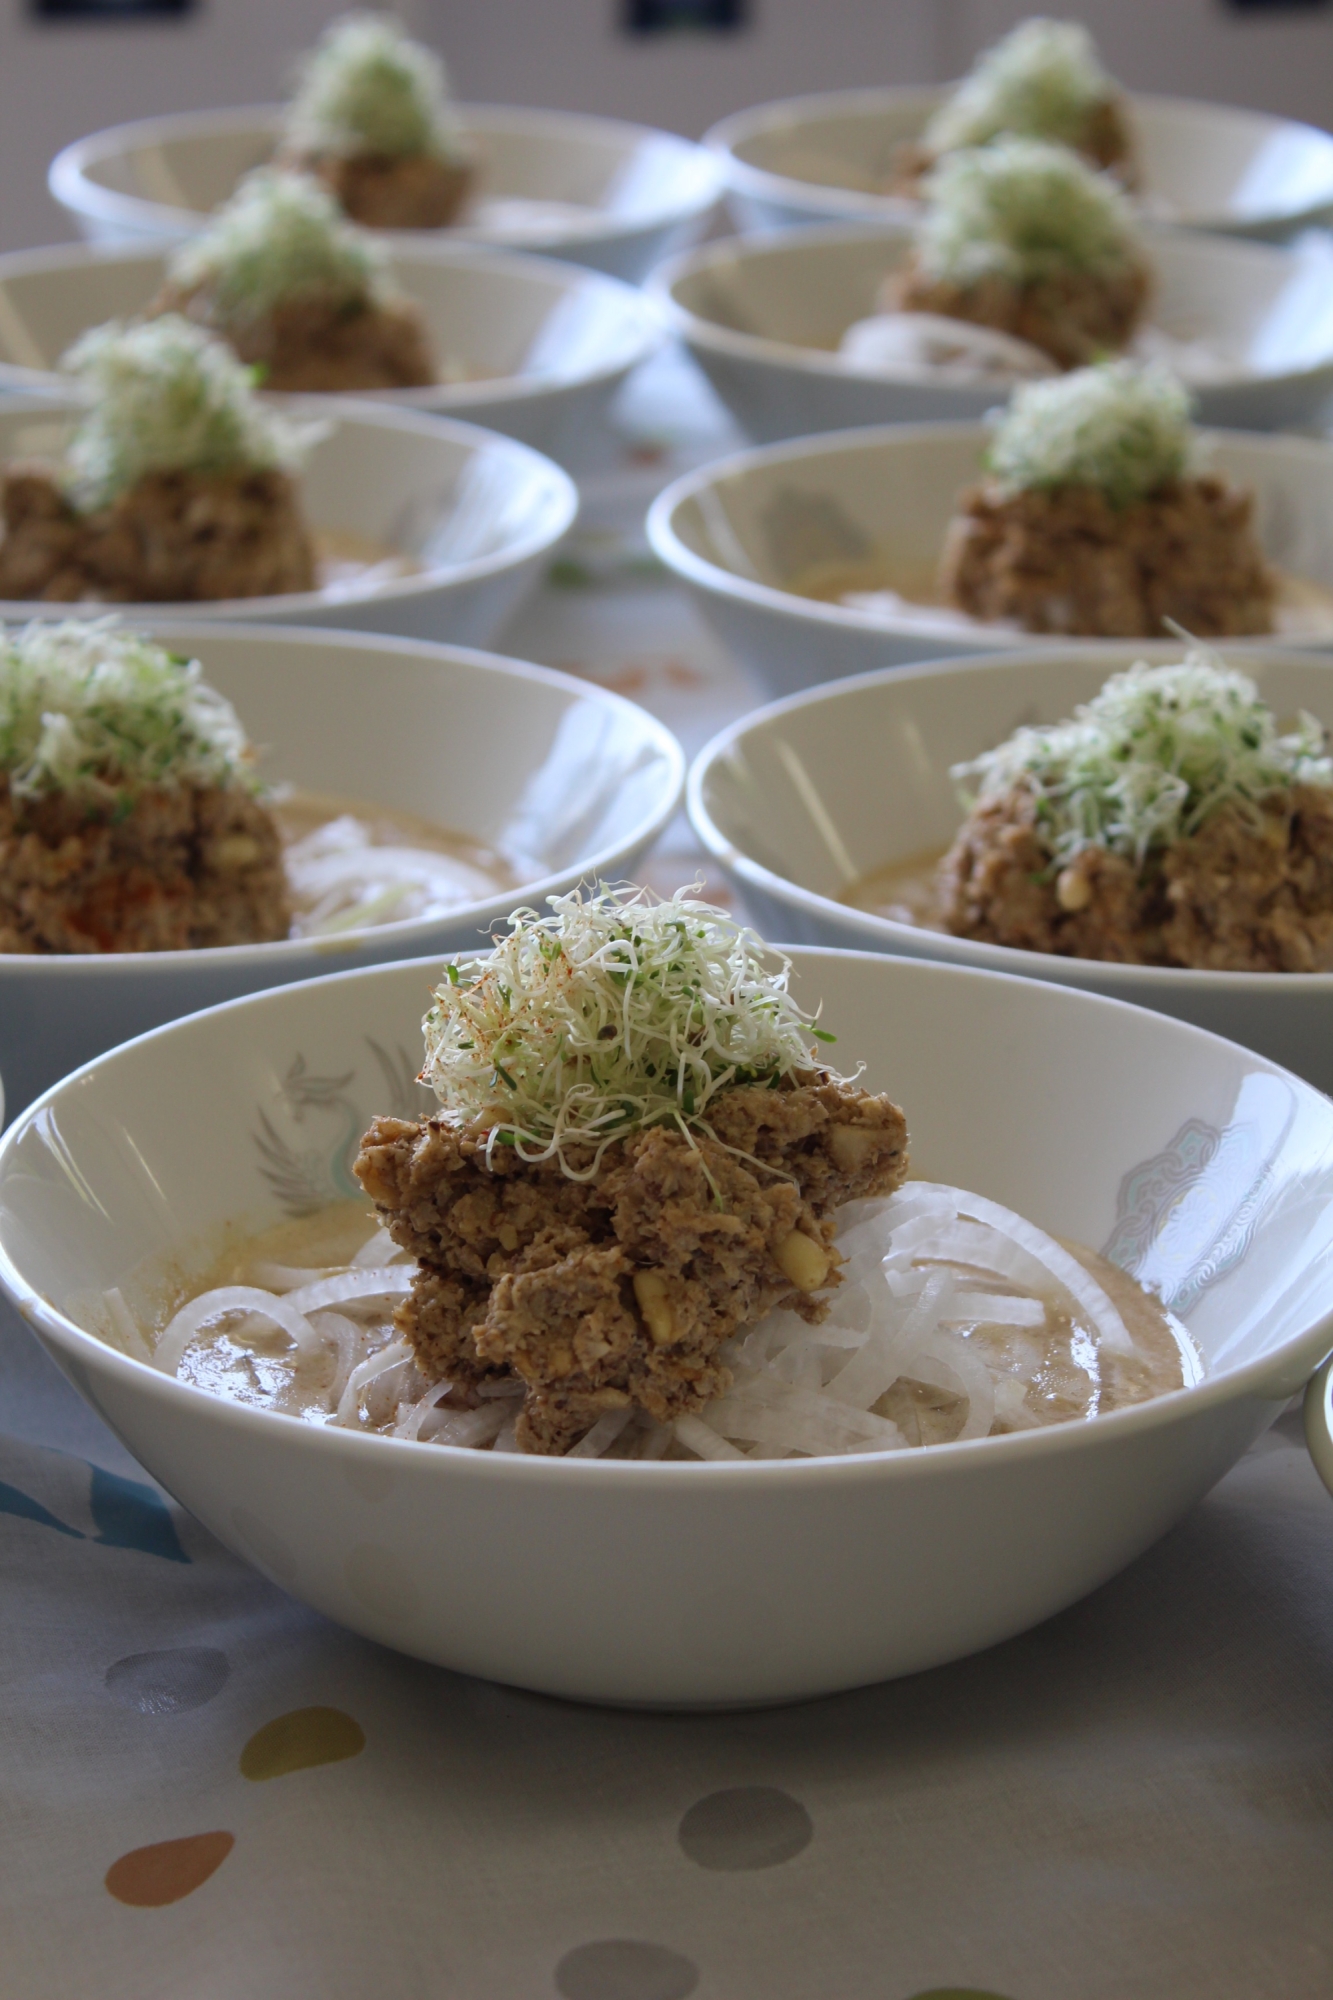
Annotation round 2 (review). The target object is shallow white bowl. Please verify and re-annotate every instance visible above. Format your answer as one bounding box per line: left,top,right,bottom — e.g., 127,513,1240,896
0,242,661,470
0,395,576,646
48,104,722,285
648,421,1333,693
3,944,1333,1706
0,621,683,1119
689,643,1333,1094
651,221,1333,441
706,87,1333,242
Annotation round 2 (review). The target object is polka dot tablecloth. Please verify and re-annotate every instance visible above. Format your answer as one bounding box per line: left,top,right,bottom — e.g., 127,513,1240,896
6,351,1333,1999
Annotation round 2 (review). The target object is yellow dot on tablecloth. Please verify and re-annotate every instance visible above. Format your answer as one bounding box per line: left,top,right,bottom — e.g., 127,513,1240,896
239,1706,365,1781
105,1831,234,1907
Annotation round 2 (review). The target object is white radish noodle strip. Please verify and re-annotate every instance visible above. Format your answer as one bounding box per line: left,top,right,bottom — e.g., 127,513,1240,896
333,1339,410,1427
153,1286,322,1377
567,1406,636,1458
282,1269,414,1314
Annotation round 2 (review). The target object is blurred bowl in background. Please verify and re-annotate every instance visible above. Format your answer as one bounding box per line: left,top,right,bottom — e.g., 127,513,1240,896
705,87,1333,242
0,241,662,471
648,421,1333,693
0,620,683,1118
650,222,1333,443
0,395,577,647
688,642,1333,1092
48,103,723,285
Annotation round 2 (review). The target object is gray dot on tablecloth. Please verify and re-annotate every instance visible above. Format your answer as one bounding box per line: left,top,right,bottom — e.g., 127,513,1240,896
677,1785,813,1871
104,1646,230,1715
554,1939,699,2000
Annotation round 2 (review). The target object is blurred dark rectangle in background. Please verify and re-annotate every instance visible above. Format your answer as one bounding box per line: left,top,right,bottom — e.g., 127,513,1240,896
623,0,747,32
1221,0,1331,11
31,0,194,16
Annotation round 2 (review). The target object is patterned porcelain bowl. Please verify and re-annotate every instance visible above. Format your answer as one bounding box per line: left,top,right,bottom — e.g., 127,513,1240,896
2,947,1332,1705
0,242,661,471
0,622,683,1119
48,104,722,286
687,643,1333,1095
648,423,1333,694
649,222,1333,443
705,87,1333,242
0,396,577,649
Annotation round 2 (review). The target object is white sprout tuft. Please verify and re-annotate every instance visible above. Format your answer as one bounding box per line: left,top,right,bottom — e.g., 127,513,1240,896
987,360,1194,508
419,882,840,1178
0,618,253,804
285,12,463,161
925,17,1117,157
952,648,1333,866
59,316,314,512
917,135,1141,288
168,169,386,327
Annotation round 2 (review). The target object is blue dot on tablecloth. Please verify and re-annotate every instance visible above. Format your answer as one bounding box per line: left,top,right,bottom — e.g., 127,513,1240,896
554,1939,699,2000
105,1647,230,1715
677,1785,813,1871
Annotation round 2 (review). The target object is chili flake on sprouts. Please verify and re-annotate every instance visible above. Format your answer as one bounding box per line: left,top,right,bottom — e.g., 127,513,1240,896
420,883,839,1180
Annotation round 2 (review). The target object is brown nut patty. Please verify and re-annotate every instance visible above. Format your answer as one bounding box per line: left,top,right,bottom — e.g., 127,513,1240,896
355,1074,909,1454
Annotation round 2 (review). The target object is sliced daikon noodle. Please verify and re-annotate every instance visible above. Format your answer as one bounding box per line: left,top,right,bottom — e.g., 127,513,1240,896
907,1183,1135,1356
839,311,1056,383
568,1406,636,1459
137,1186,1187,1459
153,1285,323,1376
281,1268,414,1313
284,817,503,936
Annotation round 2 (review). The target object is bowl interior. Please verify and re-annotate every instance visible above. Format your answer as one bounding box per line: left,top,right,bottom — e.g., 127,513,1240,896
664,426,1333,621
5,949,1333,1400
0,248,655,398
0,399,574,617
665,227,1333,382
141,627,682,891
695,646,1333,912
719,92,1333,229
63,107,716,242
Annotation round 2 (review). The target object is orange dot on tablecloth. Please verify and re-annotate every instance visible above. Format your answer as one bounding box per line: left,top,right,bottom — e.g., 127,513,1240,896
105,1831,234,1908
239,1705,365,1781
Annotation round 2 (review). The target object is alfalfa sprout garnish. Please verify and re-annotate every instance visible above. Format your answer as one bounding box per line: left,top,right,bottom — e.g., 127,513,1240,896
420,882,839,1177
0,617,252,804
952,648,1333,868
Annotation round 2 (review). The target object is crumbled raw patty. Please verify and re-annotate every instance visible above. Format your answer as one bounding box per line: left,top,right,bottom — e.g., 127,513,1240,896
0,775,290,953
281,148,473,231
355,1075,910,1454
939,475,1274,640
151,282,436,394
882,252,1149,370
939,776,1333,970
0,462,316,604
886,97,1138,198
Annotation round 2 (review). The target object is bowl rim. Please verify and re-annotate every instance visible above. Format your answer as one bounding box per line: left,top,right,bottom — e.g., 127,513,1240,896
645,416,1333,649
647,217,1333,397
687,641,1333,997
2,943,1330,1483
0,391,580,618
0,618,686,975
0,238,665,412
47,101,723,246
702,85,1333,234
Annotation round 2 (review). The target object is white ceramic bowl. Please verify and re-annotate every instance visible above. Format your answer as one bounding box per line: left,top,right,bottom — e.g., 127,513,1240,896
688,643,1333,1094
651,221,1333,442
0,242,661,470
3,944,1333,1706
0,395,576,645
706,87,1333,242
0,621,683,1119
648,421,1333,693
48,104,722,285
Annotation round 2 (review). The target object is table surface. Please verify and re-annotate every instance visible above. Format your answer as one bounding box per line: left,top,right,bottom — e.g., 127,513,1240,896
6,350,1333,2000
